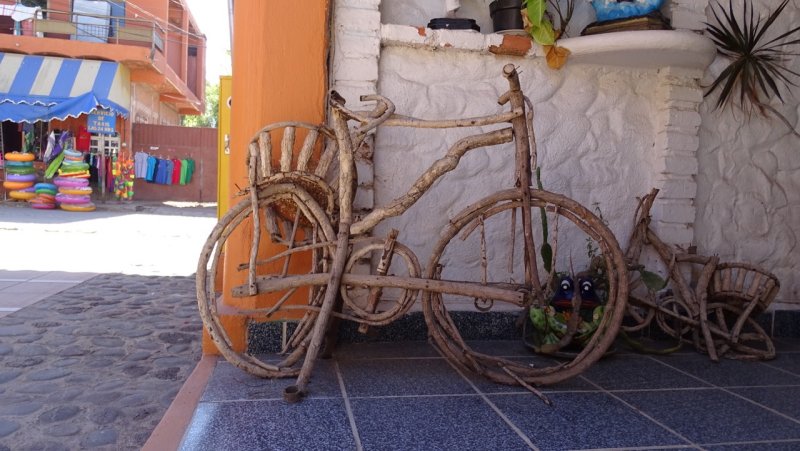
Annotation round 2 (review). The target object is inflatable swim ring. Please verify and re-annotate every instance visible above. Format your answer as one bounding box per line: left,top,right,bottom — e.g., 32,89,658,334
53,176,90,187
3,180,34,190
60,202,95,212
35,192,56,202
56,193,91,204
4,160,33,167
58,187,93,195
4,152,35,162
5,166,36,175
9,190,36,200
34,182,57,190
6,173,36,183
30,202,55,210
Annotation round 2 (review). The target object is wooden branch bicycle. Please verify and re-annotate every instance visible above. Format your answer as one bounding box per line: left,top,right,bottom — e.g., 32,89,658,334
197,64,629,401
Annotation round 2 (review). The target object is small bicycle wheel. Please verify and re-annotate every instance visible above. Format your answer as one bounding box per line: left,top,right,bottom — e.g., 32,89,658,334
701,302,775,360
422,188,628,387
197,183,336,378
340,236,422,326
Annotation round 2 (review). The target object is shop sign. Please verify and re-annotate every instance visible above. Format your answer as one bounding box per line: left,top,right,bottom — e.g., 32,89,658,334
87,109,117,134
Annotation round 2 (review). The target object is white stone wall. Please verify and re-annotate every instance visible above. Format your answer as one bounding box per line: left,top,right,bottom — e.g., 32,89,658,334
332,0,799,309
695,1,800,308
373,48,660,277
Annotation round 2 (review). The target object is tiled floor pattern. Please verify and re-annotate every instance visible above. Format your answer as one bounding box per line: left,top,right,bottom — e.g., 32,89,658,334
0,270,95,317
179,339,800,450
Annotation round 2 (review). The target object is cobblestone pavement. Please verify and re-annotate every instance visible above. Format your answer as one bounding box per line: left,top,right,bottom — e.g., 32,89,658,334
0,273,202,450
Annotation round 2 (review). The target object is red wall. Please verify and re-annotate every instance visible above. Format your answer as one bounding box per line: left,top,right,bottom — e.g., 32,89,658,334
131,124,217,202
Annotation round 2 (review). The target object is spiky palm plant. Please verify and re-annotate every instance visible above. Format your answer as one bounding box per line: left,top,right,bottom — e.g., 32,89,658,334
705,0,800,137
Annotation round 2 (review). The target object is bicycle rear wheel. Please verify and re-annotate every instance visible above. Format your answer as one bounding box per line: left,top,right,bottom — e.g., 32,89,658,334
197,183,336,378
422,188,628,386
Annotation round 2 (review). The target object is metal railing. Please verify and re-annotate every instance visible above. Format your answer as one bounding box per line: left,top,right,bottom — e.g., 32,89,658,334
26,9,166,54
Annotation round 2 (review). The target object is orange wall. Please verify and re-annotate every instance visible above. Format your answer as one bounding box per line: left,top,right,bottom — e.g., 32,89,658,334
223,0,330,311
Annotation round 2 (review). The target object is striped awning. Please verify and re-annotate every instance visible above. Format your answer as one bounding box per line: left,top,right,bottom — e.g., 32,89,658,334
0,52,130,123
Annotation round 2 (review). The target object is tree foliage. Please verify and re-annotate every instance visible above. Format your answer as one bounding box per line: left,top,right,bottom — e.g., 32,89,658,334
182,82,220,128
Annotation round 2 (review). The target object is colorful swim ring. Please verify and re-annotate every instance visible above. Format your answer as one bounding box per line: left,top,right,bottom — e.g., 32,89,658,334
3,180,34,190
34,182,57,190
5,166,36,175
35,193,56,202
6,173,36,183
64,149,82,157
31,202,56,210
9,190,36,200
56,193,91,204
4,152,35,162
60,202,95,212
58,187,93,195
4,160,33,167
53,176,90,187
34,190,57,197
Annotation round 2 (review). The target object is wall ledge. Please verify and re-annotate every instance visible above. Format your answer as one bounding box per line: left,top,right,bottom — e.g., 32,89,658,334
381,24,717,72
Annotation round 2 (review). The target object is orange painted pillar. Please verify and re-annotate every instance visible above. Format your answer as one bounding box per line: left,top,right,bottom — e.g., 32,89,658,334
204,0,330,354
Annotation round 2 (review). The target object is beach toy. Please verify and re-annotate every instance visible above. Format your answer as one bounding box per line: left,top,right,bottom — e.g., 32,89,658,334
4,152,35,162
3,180,34,190
5,165,36,175
9,190,36,200
30,202,56,210
56,193,91,204
34,193,56,204
60,202,95,212
44,152,66,179
6,173,36,182
54,176,90,187
34,182,57,190
57,170,90,178
58,186,93,195
4,160,33,167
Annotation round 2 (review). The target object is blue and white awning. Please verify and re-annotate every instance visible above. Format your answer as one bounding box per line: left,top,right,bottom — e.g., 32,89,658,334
0,52,130,123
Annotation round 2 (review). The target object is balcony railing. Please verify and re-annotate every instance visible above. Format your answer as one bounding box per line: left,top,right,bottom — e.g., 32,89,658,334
23,9,165,55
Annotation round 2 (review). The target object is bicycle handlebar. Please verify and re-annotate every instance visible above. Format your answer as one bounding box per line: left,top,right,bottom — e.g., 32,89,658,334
329,63,525,132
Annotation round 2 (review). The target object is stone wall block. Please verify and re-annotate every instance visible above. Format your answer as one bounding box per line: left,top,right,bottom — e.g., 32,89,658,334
331,81,378,108
336,0,380,9
337,33,381,58
353,184,374,210
654,131,700,153
659,85,704,103
335,7,381,34
655,155,699,175
355,158,374,186
656,109,701,133
652,222,695,247
653,201,697,224
333,56,379,83
655,177,698,199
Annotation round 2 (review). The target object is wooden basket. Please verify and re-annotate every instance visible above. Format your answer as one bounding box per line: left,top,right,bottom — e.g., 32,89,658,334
709,262,780,315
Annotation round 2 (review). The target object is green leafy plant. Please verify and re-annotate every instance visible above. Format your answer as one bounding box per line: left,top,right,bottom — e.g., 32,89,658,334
705,0,800,138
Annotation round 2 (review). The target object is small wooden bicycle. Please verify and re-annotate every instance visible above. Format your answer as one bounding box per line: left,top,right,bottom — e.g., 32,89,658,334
197,64,629,401
623,189,780,361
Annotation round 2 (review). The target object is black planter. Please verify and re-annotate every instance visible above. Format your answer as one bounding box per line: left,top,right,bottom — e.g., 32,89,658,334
490,0,524,33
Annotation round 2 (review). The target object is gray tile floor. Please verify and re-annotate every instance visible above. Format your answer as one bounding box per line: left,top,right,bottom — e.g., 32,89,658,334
179,339,800,451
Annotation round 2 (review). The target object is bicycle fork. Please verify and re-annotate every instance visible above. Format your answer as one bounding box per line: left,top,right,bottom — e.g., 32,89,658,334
285,106,357,401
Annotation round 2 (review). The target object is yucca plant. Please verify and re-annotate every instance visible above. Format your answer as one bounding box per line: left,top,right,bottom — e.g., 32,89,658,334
705,0,800,138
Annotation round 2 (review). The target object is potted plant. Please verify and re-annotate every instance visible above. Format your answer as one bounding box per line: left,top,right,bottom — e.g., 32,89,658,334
490,0,525,33
705,0,800,138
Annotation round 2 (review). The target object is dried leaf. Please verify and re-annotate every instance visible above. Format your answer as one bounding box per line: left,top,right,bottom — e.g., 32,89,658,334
545,45,570,70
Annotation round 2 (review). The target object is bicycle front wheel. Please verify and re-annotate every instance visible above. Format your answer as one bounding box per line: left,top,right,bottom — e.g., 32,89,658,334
422,188,628,387
197,183,336,378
